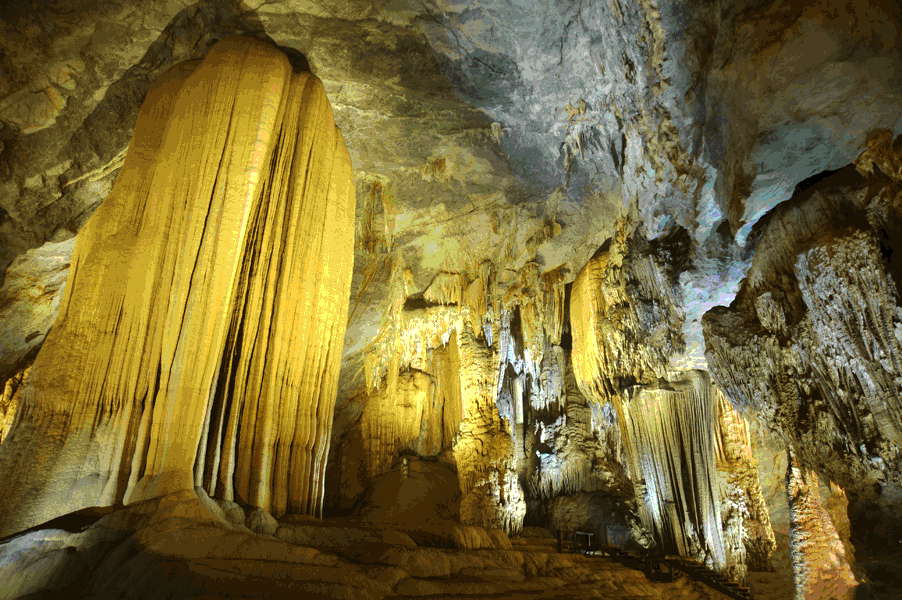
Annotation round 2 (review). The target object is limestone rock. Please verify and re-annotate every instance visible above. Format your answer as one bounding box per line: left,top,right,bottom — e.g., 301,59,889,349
245,506,278,536
0,489,399,600
0,35,355,537
786,452,857,600
376,546,451,578
274,522,415,552
0,237,74,384
570,222,685,405
213,498,248,530
546,491,649,553
0,365,27,444
703,155,902,552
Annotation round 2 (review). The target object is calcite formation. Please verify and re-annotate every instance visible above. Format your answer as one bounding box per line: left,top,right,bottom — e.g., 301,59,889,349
0,237,74,383
570,221,685,405
621,372,728,569
454,323,526,533
0,36,354,537
0,365,27,444
786,452,857,600
713,390,776,575
703,137,902,548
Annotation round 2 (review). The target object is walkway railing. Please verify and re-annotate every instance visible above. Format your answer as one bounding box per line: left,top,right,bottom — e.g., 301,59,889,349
554,530,753,600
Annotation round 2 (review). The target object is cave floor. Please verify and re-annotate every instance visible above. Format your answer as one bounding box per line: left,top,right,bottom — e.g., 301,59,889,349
0,490,738,600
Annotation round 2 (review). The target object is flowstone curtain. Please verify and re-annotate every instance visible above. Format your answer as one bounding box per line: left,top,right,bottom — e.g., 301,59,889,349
0,35,354,536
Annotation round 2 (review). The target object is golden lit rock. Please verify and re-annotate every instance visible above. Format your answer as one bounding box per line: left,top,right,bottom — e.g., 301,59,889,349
0,35,355,537
786,452,857,599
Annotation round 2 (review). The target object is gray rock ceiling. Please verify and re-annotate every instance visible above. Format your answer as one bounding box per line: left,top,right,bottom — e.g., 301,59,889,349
1,0,901,427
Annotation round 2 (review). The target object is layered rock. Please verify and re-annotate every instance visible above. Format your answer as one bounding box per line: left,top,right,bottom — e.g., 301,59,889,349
0,36,355,537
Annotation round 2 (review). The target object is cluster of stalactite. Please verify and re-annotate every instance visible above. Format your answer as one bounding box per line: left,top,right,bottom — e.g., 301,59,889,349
703,136,902,519
621,371,729,570
0,36,355,537
362,258,569,401
346,236,577,533
343,314,526,532
519,348,628,502
569,221,686,407
616,371,774,582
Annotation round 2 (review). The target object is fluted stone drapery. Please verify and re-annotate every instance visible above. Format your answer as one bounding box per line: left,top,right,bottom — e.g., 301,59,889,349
0,36,354,537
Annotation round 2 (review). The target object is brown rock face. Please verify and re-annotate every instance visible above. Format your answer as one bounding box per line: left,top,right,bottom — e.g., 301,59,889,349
0,36,355,537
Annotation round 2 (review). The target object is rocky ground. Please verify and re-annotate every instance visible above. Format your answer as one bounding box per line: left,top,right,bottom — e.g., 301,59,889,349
0,488,738,600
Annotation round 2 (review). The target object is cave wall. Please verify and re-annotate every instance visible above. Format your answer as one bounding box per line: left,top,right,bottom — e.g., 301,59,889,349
704,136,902,554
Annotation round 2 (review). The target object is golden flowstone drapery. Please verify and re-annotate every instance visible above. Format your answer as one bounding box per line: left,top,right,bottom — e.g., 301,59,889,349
0,36,355,537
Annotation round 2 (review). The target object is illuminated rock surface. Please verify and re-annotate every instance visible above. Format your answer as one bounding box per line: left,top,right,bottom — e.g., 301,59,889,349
1,0,902,598
0,35,355,537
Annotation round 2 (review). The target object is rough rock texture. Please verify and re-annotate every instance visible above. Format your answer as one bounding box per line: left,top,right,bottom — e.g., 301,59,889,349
0,36,355,537
0,365,27,444
546,491,651,552
454,323,526,533
786,452,857,600
570,221,686,405
2,0,902,596
704,140,902,556
0,238,73,384
713,390,776,574
0,488,743,600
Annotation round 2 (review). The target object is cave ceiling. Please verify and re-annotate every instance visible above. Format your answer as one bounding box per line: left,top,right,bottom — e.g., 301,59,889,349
1,0,902,449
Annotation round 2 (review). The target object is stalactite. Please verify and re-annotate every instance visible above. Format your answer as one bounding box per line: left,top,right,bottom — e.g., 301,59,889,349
621,371,727,570
424,271,467,306
570,222,684,409
0,36,355,536
541,266,568,346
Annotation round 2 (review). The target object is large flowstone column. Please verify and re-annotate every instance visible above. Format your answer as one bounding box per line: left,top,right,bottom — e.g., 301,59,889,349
0,35,355,537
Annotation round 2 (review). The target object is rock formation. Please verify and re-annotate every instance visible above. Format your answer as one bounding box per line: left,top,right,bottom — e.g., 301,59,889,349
1,0,902,598
704,137,902,552
786,452,857,600
0,35,355,537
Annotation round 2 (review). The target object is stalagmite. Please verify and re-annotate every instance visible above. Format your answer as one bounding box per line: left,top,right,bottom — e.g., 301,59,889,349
454,323,526,533
0,36,355,537
713,388,776,582
786,452,857,599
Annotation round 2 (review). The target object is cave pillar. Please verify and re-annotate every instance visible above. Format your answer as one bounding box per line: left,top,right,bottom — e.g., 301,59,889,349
452,323,525,533
0,36,354,537
786,451,857,600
